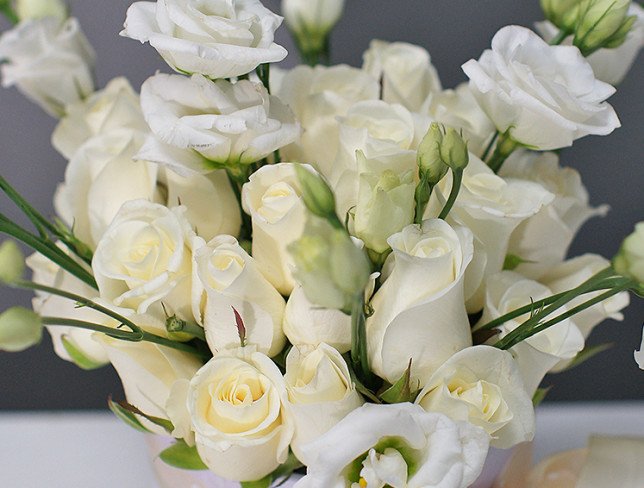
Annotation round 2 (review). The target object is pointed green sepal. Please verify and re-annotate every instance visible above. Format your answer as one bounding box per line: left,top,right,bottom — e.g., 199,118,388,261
503,254,535,271
159,440,208,471
379,359,421,404
113,400,175,434
107,396,151,433
61,335,105,370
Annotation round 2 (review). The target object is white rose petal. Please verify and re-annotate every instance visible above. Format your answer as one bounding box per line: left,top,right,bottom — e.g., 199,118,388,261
636,327,644,370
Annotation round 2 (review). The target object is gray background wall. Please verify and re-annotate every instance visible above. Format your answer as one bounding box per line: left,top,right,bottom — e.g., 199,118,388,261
0,0,642,409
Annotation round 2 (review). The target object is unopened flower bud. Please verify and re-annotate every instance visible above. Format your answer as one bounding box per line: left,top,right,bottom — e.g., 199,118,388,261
541,0,585,31
15,0,68,21
294,164,337,220
439,128,470,171
574,0,634,54
417,123,448,186
614,222,644,295
0,307,43,352
0,240,25,284
283,0,345,57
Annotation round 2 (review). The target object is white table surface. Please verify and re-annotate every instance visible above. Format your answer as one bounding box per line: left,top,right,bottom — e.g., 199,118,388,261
1,402,643,488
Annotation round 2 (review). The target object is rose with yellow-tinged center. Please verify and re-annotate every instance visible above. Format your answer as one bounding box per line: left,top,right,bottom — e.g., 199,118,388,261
92,200,195,321
242,163,312,295
432,155,554,312
276,64,379,177
193,235,286,357
366,219,474,386
284,343,363,460
188,348,293,482
362,39,442,113
415,346,535,449
479,271,584,395
501,151,608,279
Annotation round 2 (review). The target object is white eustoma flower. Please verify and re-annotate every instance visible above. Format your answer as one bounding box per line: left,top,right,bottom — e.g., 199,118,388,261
415,346,535,449
282,0,344,39
92,200,195,321
0,17,95,117
284,343,363,461
363,39,442,112
188,347,294,482
242,163,310,295
283,285,352,353
276,64,379,177
462,26,620,150
121,0,287,78
52,77,148,159
480,271,584,394
433,155,554,311
295,403,489,488
367,219,474,385
501,150,608,279
138,73,299,173
193,235,286,357
636,327,644,370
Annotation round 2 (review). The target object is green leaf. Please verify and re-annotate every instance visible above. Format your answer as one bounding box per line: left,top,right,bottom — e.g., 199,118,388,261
61,335,105,370
107,396,151,433
117,401,175,434
565,343,614,371
159,440,208,471
379,359,420,404
532,386,552,407
241,478,272,488
503,254,534,271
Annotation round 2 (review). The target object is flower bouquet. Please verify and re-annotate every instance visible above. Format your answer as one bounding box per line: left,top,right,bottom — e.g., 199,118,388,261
0,0,643,486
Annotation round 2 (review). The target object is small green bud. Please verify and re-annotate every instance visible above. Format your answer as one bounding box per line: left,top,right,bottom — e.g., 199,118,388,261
0,240,25,284
0,307,43,352
614,222,644,295
603,14,637,48
574,0,633,55
417,123,449,186
15,0,68,21
541,0,585,31
294,164,337,220
440,128,470,171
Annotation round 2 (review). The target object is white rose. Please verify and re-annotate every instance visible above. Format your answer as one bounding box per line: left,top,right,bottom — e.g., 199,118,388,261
480,271,584,394
188,347,294,482
139,74,300,172
92,200,195,321
15,0,67,21
241,163,309,295
433,155,554,311
193,235,286,357
367,219,474,385
284,343,363,460
636,327,644,370
0,17,95,117
52,77,147,159
536,3,644,85
501,151,608,279
362,39,442,112
462,26,620,150
283,285,352,353
121,0,287,79
276,64,379,176
295,403,489,488
283,0,345,38
415,346,535,449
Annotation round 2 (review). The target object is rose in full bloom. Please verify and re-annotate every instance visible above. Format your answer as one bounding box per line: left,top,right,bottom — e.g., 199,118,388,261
121,0,287,78
462,26,620,150
362,39,442,112
367,219,475,385
284,343,363,460
188,347,294,482
0,17,95,117
415,346,535,449
193,235,286,357
138,73,299,173
92,200,195,321
295,402,488,488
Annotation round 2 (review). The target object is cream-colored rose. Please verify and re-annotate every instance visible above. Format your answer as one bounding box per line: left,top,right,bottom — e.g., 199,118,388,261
284,343,363,460
362,40,442,112
283,285,352,353
193,235,286,357
276,64,379,176
188,347,293,482
415,346,535,449
241,163,310,295
92,200,195,321
121,0,287,79
52,77,148,159
480,271,584,394
367,219,474,385
501,151,608,279
433,155,554,311
139,74,300,173
0,17,95,117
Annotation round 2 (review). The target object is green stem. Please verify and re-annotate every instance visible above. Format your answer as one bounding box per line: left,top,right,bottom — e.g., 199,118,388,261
350,294,375,387
438,170,463,220
226,169,253,242
486,132,518,173
550,29,570,45
481,132,499,161
413,175,432,225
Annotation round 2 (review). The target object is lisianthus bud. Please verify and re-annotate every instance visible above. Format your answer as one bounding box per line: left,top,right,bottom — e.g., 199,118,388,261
574,0,635,54
289,217,371,313
440,128,470,171
0,307,43,352
613,222,644,294
417,123,449,186
283,0,345,59
15,0,67,21
0,240,25,284
294,164,337,220
541,0,584,31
